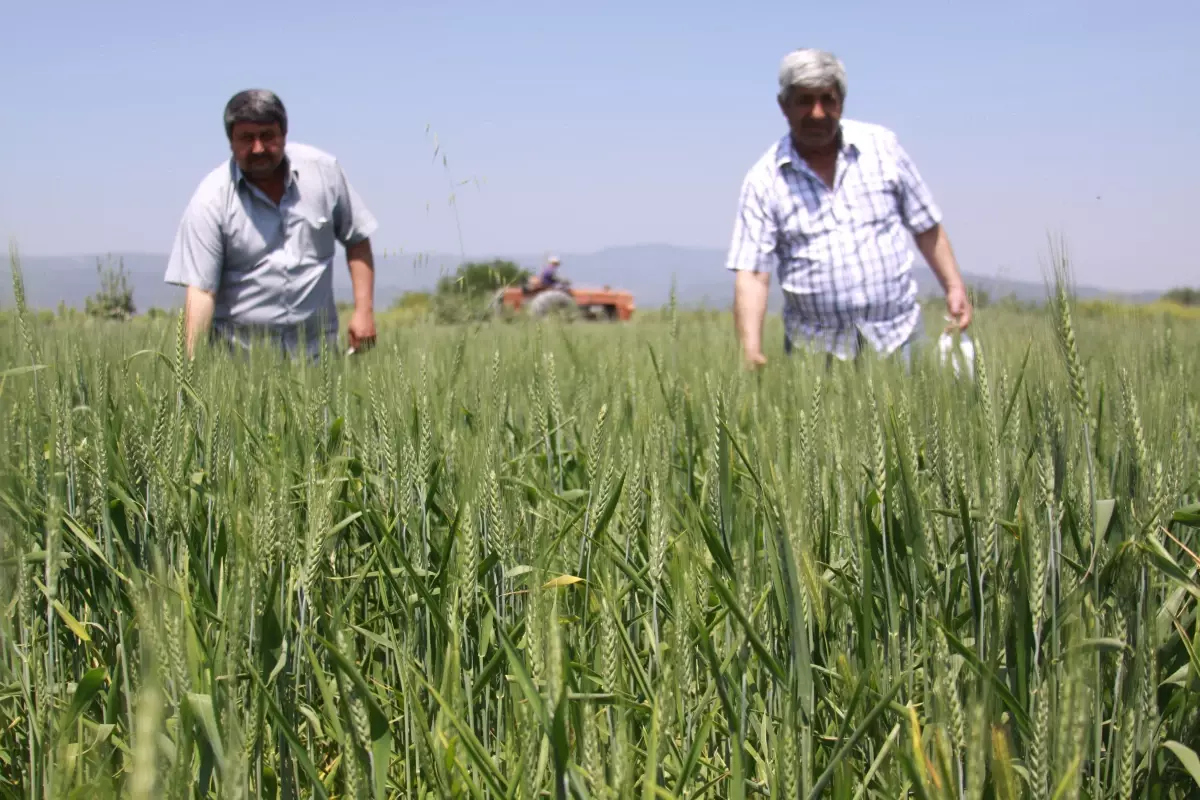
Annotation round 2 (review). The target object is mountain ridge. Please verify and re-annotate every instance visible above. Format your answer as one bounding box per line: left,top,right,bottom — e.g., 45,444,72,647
1,244,1163,314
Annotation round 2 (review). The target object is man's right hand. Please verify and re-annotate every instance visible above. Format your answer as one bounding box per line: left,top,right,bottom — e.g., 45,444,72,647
743,349,768,370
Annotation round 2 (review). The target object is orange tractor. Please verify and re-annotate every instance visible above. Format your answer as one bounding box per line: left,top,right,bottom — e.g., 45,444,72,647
490,279,636,321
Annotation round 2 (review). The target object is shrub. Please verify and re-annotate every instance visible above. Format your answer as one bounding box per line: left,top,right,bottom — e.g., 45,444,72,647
84,255,135,321
436,259,530,297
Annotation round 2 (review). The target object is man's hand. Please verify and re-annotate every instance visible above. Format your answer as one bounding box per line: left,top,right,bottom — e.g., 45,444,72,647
348,307,376,351
946,283,973,331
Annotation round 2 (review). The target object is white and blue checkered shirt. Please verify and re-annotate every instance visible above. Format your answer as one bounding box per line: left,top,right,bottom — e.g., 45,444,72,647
726,119,943,360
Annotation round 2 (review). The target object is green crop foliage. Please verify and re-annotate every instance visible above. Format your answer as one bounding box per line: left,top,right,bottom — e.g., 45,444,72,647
1,250,1198,799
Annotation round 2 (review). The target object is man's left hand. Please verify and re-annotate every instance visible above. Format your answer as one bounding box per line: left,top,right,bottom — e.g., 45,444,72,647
946,284,973,331
348,308,376,351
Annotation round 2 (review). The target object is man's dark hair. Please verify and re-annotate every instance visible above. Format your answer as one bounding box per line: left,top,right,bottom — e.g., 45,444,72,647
223,89,288,139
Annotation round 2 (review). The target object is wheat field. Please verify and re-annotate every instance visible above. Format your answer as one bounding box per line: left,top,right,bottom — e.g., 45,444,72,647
1,255,1198,799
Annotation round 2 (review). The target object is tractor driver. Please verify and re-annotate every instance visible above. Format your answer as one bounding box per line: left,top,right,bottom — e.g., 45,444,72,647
535,256,564,290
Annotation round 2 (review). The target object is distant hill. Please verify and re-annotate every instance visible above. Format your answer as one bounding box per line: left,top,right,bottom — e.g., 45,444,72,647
0,251,460,314
0,244,1163,314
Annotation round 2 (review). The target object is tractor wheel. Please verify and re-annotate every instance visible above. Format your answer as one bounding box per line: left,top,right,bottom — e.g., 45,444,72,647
527,289,577,320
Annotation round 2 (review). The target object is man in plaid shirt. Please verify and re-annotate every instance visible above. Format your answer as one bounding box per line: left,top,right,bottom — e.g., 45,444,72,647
727,48,972,369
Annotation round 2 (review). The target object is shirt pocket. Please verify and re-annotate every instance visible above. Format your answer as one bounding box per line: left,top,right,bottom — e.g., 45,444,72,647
292,205,337,262
777,201,836,293
849,168,900,227
779,185,836,242
224,205,279,282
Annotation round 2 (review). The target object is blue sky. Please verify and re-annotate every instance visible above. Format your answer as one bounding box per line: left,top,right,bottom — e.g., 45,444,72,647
1,0,1196,291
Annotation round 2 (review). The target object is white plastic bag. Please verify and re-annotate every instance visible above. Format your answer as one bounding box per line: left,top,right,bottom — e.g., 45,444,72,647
937,328,976,381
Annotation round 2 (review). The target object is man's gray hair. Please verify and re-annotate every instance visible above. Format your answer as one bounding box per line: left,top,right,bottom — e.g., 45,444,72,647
223,89,288,138
777,49,847,101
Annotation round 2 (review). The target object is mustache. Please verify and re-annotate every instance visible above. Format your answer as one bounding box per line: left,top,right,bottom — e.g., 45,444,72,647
797,121,837,138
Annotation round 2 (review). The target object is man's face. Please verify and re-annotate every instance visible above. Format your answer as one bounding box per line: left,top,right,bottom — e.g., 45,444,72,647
229,121,286,179
779,85,843,150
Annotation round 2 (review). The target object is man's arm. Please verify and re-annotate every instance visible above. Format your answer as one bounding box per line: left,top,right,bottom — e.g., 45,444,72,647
914,223,971,329
184,286,216,357
891,133,973,330
726,169,778,367
164,181,225,357
345,238,376,349
330,159,380,350
734,271,771,366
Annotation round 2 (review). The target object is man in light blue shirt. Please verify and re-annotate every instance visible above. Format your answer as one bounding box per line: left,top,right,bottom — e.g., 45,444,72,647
164,89,379,359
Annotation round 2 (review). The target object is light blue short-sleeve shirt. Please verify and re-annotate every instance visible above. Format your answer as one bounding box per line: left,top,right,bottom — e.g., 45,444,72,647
164,142,378,352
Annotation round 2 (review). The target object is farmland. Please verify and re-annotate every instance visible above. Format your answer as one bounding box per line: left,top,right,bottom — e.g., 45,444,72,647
1,259,1198,799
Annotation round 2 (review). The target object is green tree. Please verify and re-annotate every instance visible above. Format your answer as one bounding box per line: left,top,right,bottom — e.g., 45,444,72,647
436,259,529,297
85,255,136,321
390,291,433,311
1162,286,1200,306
